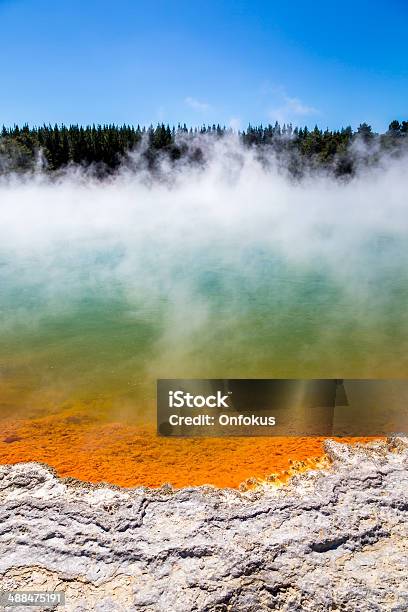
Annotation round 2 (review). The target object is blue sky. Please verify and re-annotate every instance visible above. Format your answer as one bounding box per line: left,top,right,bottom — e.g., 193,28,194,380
0,0,407,130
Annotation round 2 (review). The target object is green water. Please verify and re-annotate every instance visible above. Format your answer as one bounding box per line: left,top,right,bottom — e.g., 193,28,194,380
1,235,408,422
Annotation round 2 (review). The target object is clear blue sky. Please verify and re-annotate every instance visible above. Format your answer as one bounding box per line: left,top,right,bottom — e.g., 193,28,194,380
0,0,407,131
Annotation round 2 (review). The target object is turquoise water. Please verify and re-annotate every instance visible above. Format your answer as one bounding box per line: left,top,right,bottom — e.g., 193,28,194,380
1,233,408,422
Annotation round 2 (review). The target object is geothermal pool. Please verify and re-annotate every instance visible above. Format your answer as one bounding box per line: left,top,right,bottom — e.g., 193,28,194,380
0,247,404,487
1,150,408,487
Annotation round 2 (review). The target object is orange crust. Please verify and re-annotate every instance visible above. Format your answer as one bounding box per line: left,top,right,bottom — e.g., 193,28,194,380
0,408,377,488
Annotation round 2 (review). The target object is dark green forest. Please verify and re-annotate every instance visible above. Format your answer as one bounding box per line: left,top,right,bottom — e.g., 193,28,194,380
1,120,408,177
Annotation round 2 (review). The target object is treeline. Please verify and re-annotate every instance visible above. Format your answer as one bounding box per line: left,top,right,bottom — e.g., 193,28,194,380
1,120,408,177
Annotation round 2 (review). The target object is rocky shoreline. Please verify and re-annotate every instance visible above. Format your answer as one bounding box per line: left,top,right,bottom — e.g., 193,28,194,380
0,437,408,611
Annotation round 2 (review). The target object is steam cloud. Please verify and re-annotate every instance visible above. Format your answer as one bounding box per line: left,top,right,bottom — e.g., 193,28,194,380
1,135,408,414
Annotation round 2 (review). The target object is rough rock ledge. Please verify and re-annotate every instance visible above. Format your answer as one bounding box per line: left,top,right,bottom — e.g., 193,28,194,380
0,437,408,611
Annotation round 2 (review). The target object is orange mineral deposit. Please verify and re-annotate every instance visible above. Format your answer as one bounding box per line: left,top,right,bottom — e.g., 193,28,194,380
0,405,376,489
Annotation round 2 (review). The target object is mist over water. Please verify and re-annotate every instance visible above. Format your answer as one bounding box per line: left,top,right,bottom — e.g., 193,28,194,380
1,136,408,421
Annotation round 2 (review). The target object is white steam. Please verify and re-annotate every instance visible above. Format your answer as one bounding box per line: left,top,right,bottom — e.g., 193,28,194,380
1,135,408,391
1,137,407,291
